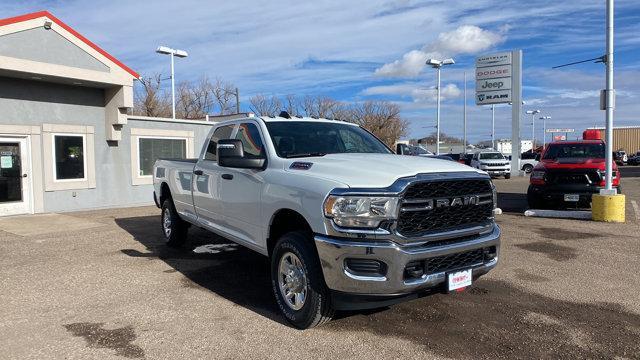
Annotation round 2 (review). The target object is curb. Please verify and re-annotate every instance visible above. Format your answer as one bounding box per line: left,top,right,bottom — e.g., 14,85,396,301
523,209,592,220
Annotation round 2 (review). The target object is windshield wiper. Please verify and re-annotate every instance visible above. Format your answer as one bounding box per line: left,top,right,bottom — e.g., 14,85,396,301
285,152,327,158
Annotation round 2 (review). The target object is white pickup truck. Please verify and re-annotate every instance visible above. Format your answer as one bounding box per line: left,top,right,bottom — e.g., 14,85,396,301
153,115,501,328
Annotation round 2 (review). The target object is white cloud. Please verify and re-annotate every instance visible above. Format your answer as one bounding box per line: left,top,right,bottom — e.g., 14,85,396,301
375,25,504,77
363,83,461,103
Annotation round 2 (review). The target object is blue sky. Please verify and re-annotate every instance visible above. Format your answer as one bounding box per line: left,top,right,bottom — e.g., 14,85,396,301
2,0,639,142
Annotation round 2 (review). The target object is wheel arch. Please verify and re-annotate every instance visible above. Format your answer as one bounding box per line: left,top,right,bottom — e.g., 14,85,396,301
267,208,313,257
159,182,172,205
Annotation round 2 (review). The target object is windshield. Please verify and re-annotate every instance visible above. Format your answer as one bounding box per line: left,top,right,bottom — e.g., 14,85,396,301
265,121,392,158
543,143,605,160
409,145,430,155
480,153,505,160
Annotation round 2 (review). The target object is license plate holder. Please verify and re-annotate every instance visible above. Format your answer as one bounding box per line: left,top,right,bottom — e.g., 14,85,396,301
447,269,472,291
564,194,580,202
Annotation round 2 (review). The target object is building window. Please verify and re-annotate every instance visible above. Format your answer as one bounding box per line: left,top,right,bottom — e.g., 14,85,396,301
138,137,186,176
53,134,86,181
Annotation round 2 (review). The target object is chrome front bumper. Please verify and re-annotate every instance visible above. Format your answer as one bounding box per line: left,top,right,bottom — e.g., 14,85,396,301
315,224,500,295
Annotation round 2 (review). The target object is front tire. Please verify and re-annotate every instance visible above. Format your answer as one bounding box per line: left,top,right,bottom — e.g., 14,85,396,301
522,164,533,174
271,231,334,329
505,173,511,179
161,199,188,247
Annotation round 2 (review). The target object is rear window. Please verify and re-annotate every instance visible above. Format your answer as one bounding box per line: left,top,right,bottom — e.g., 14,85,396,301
480,153,504,160
543,143,605,160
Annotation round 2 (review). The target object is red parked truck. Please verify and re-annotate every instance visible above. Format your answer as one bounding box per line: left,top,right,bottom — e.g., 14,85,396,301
527,131,621,209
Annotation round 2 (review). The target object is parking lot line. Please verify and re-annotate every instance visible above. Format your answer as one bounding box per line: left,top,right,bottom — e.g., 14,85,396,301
631,200,640,222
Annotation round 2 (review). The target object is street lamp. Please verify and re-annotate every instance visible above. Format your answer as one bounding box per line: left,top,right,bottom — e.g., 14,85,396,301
525,109,540,149
426,58,455,155
539,116,551,149
156,46,189,119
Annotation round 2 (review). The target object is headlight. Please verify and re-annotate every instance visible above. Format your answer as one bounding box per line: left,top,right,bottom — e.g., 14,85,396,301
323,196,399,228
531,171,545,180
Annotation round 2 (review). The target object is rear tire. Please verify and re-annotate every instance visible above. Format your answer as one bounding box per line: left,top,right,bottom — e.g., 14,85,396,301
271,231,334,329
161,199,188,247
522,164,533,174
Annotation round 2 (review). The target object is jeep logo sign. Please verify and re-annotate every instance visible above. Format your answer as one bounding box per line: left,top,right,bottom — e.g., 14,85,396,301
477,78,512,91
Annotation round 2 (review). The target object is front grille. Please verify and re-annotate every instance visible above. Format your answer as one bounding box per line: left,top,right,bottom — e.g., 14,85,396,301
547,170,600,185
485,162,508,167
397,179,494,237
404,247,495,279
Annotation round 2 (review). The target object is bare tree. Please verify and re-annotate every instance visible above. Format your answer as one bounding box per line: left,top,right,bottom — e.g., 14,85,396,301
133,74,171,117
212,78,237,115
134,74,239,119
301,95,339,118
350,101,409,147
284,94,300,116
249,94,282,117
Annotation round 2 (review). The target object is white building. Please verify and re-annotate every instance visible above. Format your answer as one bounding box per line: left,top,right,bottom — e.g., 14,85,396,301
495,139,533,155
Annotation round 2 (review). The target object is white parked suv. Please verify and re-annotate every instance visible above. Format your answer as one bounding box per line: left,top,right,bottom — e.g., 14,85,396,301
470,151,511,179
153,115,501,328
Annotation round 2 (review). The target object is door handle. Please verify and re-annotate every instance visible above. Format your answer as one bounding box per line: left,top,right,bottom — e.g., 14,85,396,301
221,174,234,180
22,174,28,178
193,169,203,175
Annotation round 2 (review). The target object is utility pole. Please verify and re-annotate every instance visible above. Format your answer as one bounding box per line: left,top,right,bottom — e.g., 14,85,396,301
235,87,240,114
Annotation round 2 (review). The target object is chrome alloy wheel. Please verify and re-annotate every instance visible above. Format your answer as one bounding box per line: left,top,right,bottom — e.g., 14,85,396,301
162,207,172,238
278,252,308,311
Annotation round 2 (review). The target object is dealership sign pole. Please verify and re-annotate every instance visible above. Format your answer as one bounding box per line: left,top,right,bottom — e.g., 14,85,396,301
476,50,522,175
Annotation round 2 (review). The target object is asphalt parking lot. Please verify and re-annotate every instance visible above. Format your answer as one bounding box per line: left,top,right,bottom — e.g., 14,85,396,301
1,176,639,359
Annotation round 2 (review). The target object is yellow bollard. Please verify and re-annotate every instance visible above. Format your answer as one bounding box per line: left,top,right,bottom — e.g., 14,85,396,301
592,194,625,223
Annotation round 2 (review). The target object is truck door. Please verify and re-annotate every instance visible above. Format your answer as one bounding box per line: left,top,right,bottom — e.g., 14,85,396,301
192,124,236,226
217,121,266,248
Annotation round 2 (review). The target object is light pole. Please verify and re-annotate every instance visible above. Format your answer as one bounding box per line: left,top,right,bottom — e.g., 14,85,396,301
526,109,540,149
463,71,468,151
156,46,189,119
603,0,615,193
491,105,496,150
426,58,455,155
539,116,551,149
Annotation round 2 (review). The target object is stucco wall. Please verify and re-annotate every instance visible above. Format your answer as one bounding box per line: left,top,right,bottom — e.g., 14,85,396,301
0,27,109,72
0,76,214,213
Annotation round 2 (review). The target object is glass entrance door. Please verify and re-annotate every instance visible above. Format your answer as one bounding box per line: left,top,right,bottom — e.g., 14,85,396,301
0,137,31,216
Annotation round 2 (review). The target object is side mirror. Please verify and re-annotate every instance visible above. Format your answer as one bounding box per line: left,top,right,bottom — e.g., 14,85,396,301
217,139,266,169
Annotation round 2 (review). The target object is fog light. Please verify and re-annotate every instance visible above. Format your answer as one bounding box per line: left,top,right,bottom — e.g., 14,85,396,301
404,261,424,279
484,246,497,261
344,258,387,277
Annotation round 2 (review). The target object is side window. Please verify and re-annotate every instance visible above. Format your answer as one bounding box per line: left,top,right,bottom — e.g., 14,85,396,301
235,123,265,158
204,125,235,161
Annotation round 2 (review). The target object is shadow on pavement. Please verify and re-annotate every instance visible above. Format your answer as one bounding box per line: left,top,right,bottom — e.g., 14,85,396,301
620,166,640,178
115,215,285,326
497,192,528,213
324,279,640,358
